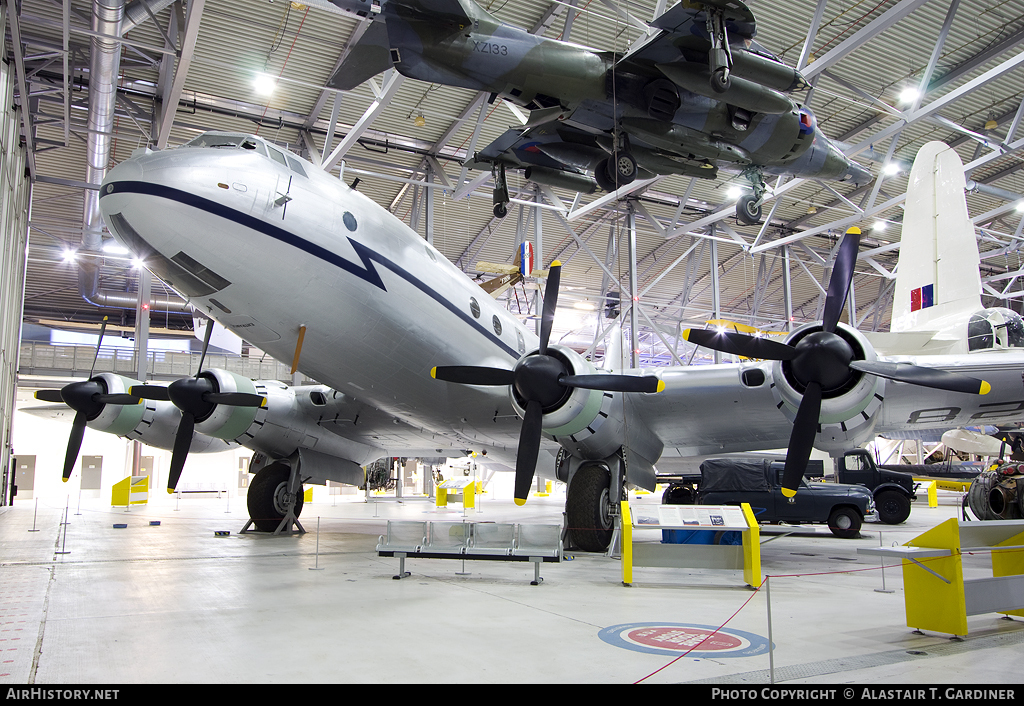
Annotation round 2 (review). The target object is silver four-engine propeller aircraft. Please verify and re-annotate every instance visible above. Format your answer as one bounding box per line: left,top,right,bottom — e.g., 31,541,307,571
34,136,1024,550
319,0,871,224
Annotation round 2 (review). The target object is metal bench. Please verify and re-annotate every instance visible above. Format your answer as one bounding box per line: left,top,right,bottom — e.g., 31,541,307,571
376,521,562,584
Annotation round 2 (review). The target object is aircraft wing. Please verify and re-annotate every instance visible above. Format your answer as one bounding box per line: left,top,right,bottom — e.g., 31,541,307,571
473,122,605,173
622,0,756,67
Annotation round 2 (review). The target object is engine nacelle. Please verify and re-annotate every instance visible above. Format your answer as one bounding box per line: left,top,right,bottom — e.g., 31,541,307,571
87,373,233,453
509,345,663,466
770,323,886,453
192,371,383,473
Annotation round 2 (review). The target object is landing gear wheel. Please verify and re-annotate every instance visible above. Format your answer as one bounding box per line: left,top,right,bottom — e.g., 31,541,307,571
247,462,304,532
710,67,731,93
566,464,615,552
875,489,911,524
594,159,617,192
827,506,862,538
736,194,762,225
493,202,508,219
606,151,637,186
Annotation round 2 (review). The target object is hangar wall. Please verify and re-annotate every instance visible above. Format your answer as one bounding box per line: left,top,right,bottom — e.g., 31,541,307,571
0,41,32,505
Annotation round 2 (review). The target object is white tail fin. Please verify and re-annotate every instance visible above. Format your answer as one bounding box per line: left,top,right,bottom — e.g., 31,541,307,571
890,141,981,334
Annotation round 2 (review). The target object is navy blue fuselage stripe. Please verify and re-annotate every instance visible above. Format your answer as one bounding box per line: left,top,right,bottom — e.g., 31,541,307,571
101,180,520,360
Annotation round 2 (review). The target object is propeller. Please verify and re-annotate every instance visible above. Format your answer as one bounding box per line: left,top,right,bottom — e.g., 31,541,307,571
683,226,991,497
131,318,265,493
33,317,141,482
431,260,664,505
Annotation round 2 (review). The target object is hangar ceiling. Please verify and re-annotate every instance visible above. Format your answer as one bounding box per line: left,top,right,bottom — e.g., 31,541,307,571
7,0,1024,366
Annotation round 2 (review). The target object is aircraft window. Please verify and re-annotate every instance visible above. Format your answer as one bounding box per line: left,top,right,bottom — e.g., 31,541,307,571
266,146,289,167
242,139,267,157
285,155,307,177
183,133,247,149
968,314,994,352
343,212,357,231
469,297,480,319
999,309,1024,347
492,315,502,336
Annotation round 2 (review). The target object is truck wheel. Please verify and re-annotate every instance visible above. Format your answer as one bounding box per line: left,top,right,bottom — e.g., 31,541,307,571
875,489,911,524
662,484,695,505
566,464,614,552
827,507,862,538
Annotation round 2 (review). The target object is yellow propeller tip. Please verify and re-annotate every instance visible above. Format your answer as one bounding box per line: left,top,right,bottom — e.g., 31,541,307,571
514,497,527,506
550,260,562,268
681,328,692,341
781,487,797,498
847,226,861,234
430,367,437,379
62,477,69,483
167,488,174,495
656,380,665,393
980,381,991,395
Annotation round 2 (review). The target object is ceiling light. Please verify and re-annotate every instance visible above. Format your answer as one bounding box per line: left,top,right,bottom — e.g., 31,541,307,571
898,87,919,104
573,299,596,311
873,220,887,231
414,114,426,127
883,163,900,176
131,258,145,269
726,186,743,200
253,73,276,96
102,240,129,254
62,249,76,263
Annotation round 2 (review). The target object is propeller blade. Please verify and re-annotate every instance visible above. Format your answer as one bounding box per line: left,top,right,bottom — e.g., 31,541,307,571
167,411,195,493
63,411,87,482
683,328,797,361
560,374,665,394
538,260,562,354
96,393,141,405
195,318,215,377
781,381,822,497
204,392,266,407
431,366,515,386
35,389,65,403
849,360,991,395
89,316,109,378
514,399,544,506
822,227,862,333
130,385,170,401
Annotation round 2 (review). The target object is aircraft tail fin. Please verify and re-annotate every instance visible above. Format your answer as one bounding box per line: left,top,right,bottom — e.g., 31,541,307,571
890,141,982,333
327,21,394,91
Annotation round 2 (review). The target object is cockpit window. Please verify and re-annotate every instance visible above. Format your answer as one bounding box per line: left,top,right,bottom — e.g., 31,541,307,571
285,154,307,177
266,145,289,167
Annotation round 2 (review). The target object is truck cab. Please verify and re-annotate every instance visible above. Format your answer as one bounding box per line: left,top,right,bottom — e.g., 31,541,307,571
835,449,917,524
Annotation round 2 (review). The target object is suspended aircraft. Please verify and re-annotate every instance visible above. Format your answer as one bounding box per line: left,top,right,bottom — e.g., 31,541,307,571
34,135,1024,549
318,0,871,225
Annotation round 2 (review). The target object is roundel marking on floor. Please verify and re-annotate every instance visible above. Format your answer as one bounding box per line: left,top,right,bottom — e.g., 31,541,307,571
598,623,772,658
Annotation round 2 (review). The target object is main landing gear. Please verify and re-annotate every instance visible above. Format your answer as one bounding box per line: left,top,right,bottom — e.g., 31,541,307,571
595,132,638,192
736,167,768,226
492,162,509,219
243,461,306,535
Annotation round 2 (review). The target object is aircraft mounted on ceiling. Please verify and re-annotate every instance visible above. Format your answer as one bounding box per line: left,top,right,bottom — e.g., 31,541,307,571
319,0,871,224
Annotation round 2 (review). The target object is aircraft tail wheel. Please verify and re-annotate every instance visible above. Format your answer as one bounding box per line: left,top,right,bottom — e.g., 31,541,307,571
566,464,615,552
710,67,731,93
247,462,304,532
736,194,762,225
493,202,508,219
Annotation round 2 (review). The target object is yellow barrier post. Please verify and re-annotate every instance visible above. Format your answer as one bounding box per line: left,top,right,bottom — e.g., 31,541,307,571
111,477,130,507
740,503,761,588
436,486,448,507
927,481,937,508
304,487,313,503
620,500,633,586
129,476,149,505
903,518,967,635
464,481,475,509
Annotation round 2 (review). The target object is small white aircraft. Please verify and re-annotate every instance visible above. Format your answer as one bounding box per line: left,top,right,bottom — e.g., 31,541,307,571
35,136,1024,549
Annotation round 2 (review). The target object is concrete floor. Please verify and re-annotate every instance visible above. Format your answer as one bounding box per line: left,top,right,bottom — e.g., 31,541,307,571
1,487,1021,685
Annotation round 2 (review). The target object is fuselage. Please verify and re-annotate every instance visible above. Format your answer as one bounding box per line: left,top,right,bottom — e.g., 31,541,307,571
99,133,537,463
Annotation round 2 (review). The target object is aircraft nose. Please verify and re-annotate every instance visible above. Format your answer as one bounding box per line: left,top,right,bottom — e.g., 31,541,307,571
102,155,145,187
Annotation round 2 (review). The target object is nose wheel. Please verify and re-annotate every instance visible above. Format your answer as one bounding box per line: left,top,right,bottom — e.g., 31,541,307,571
492,162,509,219
736,168,767,226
